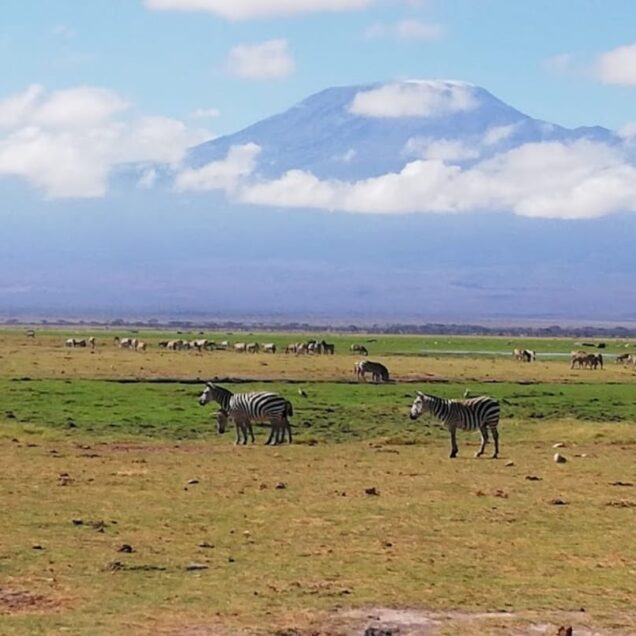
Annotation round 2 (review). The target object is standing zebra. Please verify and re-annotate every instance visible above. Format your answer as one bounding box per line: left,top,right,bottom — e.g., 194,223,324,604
354,360,390,382
198,383,293,445
409,391,501,459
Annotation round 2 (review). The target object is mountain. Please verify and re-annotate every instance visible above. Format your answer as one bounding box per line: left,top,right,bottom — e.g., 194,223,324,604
181,80,617,181
4,81,636,322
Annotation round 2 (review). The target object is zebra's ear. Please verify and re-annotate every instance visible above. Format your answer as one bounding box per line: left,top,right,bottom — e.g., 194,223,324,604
206,381,215,388
416,390,424,397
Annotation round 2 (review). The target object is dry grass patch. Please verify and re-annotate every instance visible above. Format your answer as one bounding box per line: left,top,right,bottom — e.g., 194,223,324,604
0,426,635,635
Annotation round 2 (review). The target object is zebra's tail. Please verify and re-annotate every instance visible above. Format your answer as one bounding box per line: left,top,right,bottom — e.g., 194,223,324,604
285,400,294,417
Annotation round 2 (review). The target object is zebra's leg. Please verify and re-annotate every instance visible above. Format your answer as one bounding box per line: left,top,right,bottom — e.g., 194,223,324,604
475,425,489,458
247,421,255,444
265,422,277,445
233,419,242,445
449,427,459,458
277,418,291,444
491,427,499,459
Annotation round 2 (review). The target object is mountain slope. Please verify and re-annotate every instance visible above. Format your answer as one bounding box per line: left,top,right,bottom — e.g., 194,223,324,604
183,80,617,181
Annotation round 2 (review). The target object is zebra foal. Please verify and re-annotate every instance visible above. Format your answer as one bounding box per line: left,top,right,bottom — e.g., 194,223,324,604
354,360,390,382
409,391,500,459
198,383,293,445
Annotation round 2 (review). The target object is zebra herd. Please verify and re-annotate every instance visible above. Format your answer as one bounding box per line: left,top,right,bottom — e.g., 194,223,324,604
198,381,501,459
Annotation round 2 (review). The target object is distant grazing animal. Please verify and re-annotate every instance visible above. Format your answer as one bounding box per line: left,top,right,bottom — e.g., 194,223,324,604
198,383,293,445
262,343,276,354
355,360,390,383
135,340,147,352
513,348,535,362
322,341,335,355
350,344,368,356
246,342,260,353
571,351,603,370
26,329,35,338
65,338,87,348
114,336,134,349
191,339,208,352
616,353,631,364
88,336,96,349
233,342,247,353
409,391,501,459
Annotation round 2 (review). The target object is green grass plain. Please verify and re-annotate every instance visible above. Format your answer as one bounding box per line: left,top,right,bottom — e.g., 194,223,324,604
0,329,635,635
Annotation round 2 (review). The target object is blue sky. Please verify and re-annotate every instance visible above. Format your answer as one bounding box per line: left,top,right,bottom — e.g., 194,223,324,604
2,0,636,137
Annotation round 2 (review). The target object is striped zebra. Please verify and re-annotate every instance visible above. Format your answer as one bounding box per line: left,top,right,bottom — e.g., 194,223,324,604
355,360,390,382
198,383,293,445
409,391,501,459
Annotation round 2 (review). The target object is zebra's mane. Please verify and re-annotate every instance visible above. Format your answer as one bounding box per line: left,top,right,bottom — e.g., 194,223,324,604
206,383,233,399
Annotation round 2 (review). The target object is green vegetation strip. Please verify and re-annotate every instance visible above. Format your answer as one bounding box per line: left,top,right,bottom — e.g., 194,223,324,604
1,379,634,441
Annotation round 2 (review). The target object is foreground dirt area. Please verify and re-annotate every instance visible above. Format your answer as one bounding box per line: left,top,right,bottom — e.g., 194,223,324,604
168,606,636,635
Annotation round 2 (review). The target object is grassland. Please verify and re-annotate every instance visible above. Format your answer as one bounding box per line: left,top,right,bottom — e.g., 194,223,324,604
0,328,635,635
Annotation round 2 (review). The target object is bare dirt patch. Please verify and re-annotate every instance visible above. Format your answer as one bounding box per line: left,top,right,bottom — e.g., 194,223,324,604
0,588,58,614
174,607,636,636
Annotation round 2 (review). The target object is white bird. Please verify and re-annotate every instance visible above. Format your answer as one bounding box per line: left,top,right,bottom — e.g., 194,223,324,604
298,388,308,398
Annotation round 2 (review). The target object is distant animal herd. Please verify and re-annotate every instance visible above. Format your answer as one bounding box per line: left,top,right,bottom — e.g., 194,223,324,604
21,330,636,456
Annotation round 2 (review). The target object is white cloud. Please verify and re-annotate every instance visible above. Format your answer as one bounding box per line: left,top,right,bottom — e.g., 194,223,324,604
33,87,129,128
403,137,479,162
482,123,518,146
229,139,636,219
365,19,443,41
0,85,211,198
227,39,295,80
544,53,574,74
175,143,261,192
138,168,158,189
192,107,221,119
349,81,478,118
144,0,371,20
596,42,636,85
618,121,636,140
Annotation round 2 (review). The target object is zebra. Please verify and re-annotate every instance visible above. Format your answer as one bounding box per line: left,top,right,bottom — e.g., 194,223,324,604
65,338,87,348
354,360,390,383
513,348,535,362
350,344,368,356
616,352,631,364
409,391,501,459
262,343,277,354
322,341,335,355
198,383,293,445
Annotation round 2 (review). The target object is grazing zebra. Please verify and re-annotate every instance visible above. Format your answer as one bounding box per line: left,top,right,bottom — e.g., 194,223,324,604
65,338,87,348
262,343,276,354
198,383,293,445
616,352,631,364
246,342,260,353
571,351,603,370
191,339,208,352
354,360,390,383
513,348,535,362
350,344,368,356
115,336,134,349
233,342,247,353
409,391,501,459
322,341,335,355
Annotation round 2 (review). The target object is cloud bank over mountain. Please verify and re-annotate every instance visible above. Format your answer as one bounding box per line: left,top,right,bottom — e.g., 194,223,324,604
4,79,636,220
